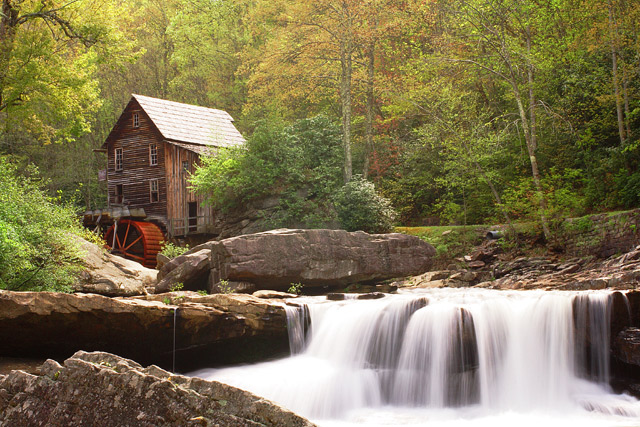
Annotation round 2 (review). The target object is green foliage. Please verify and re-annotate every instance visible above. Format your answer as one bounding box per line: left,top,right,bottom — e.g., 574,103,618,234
170,282,184,292
77,227,107,248
564,217,595,234
191,115,343,227
287,283,304,295
334,175,397,233
197,289,208,296
501,168,589,233
0,157,84,292
615,171,640,208
396,225,486,268
160,242,190,259
218,279,234,294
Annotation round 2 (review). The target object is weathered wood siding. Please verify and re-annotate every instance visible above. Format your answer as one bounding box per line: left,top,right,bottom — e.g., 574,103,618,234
165,143,215,228
106,100,167,221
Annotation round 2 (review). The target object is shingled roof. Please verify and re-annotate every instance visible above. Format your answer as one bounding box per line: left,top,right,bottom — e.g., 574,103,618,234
132,94,245,148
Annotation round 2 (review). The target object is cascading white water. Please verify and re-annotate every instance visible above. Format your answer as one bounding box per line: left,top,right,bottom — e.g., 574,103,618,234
191,289,640,426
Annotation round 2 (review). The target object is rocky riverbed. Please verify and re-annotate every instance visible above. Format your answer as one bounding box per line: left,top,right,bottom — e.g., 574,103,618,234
2,229,640,422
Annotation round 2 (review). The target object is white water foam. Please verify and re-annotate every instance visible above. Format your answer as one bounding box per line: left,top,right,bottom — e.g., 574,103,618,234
190,288,640,426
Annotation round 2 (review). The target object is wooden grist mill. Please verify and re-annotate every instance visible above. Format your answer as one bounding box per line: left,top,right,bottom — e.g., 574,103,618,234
84,94,245,267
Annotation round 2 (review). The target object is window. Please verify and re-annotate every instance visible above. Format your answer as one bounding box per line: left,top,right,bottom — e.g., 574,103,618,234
182,160,189,172
133,113,140,128
150,179,159,203
115,148,123,171
114,184,123,204
149,144,158,166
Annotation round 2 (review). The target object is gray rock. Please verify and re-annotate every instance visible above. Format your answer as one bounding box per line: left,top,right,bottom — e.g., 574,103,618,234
357,292,386,300
214,228,434,290
73,238,155,297
156,252,171,270
0,290,288,370
0,351,315,427
450,271,476,282
252,290,299,299
156,249,211,293
613,328,640,367
467,260,486,269
158,229,435,293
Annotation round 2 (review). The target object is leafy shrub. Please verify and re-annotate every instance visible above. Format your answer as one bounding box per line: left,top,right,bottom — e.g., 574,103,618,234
615,171,640,208
287,282,303,294
160,241,189,259
190,115,343,227
0,157,84,292
333,175,397,233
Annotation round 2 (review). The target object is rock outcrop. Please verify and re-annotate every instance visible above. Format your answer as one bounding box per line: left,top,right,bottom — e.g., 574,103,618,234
0,351,315,427
73,238,156,297
0,291,289,371
613,327,640,368
399,244,640,292
157,229,436,293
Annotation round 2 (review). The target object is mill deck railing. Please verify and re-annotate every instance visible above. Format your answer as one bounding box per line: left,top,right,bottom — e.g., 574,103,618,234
166,215,215,237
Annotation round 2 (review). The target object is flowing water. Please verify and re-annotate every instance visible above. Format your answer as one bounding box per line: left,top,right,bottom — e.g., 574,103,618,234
191,289,640,426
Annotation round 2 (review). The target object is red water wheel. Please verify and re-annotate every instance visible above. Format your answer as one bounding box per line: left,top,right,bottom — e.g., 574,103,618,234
104,220,164,268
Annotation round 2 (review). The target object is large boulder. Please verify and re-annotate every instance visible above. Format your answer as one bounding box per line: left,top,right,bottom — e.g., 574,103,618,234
0,290,288,371
157,229,436,293
613,327,640,368
73,238,156,297
0,351,315,427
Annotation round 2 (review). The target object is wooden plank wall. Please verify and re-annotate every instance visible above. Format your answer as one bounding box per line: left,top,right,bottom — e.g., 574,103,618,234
165,144,215,225
106,100,167,221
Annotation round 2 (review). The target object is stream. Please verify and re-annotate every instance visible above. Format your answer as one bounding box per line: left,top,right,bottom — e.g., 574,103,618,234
190,288,640,426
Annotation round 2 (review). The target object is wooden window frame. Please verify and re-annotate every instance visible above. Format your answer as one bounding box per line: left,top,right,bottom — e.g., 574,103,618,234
115,148,123,171
133,113,140,128
149,144,158,166
149,179,159,203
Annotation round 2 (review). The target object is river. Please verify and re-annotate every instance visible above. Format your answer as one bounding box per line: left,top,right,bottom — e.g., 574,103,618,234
190,288,640,426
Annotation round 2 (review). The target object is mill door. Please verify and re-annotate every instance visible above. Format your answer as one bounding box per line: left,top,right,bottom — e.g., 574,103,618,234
188,202,198,233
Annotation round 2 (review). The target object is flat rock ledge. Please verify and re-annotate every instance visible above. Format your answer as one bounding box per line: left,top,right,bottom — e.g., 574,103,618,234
156,228,436,293
0,290,289,371
0,351,315,427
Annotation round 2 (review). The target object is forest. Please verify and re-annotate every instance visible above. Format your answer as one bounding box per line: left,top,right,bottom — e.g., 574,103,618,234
1,0,639,236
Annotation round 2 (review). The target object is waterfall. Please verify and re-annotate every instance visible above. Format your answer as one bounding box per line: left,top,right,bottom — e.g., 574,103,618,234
285,303,310,355
191,289,640,426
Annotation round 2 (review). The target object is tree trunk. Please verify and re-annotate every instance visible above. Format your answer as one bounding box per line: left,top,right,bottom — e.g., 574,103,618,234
523,29,551,241
622,63,631,138
340,37,353,183
608,0,626,144
363,39,375,180
513,82,551,241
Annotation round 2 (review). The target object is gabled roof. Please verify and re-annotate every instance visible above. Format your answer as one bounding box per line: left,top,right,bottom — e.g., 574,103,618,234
131,94,245,148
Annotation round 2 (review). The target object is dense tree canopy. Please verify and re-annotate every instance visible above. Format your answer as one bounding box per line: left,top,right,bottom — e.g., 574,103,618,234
1,0,638,235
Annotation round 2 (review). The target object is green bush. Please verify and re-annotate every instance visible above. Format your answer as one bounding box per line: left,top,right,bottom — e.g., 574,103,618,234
190,116,343,228
160,241,190,259
0,157,84,292
333,175,397,233
615,171,640,208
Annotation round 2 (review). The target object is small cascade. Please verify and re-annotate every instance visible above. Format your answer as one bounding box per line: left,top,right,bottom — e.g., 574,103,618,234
172,307,178,372
573,292,612,383
192,289,640,426
285,304,310,355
